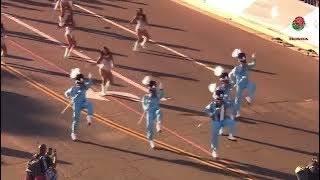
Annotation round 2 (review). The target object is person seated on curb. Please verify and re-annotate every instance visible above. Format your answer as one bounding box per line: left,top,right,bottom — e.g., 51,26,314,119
295,155,319,180
25,144,48,180
44,148,58,180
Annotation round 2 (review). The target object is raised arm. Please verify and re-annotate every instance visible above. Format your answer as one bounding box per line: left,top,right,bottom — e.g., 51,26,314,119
157,83,164,99
248,53,256,69
142,95,150,111
64,87,73,98
84,76,93,90
96,53,103,64
228,68,236,85
130,15,138,24
204,102,215,117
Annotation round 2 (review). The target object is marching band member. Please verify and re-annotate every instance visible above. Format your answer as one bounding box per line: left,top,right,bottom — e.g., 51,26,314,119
229,49,256,117
130,8,150,51
65,68,93,141
141,76,164,149
212,66,236,135
204,88,236,159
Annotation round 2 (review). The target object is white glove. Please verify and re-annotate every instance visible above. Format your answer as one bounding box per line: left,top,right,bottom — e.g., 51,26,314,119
88,73,92,79
159,82,163,89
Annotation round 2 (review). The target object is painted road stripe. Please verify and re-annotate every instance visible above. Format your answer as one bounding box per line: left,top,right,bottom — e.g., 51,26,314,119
1,63,253,179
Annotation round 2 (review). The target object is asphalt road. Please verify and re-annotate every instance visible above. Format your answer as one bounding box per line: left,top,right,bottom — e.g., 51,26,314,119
1,0,319,179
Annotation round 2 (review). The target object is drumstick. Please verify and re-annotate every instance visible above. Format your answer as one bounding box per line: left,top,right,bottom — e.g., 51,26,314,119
137,111,146,125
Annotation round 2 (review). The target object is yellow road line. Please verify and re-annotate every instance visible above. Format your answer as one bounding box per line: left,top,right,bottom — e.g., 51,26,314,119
1,62,254,179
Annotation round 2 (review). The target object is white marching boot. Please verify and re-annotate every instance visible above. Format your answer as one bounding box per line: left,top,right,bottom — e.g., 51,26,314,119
212,149,218,159
71,133,77,141
228,134,237,141
245,96,253,104
149,140,155,149
236,111,241,118
87,115,93,126
156,121,161,133
218,128,224,135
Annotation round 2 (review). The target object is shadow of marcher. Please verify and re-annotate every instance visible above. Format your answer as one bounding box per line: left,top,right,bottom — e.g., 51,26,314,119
1,147,71,165
1,91,64,137
76,140,241,178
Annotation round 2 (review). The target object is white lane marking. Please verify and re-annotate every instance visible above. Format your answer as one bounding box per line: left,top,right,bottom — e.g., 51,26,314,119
2,12,149,93
74,4,215,72
86,88,110,101
106,90,140,100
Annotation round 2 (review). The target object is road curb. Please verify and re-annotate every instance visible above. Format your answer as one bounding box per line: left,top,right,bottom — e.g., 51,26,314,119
170,0,319,58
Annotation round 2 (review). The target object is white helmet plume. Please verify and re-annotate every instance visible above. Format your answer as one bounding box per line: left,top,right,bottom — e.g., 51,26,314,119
232,48,242,58
142,76,151,85
208,83,217,93
70,68,81,79
213,66,224,77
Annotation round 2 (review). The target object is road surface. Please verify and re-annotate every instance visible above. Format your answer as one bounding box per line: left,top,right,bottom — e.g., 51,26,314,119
1,0,319,179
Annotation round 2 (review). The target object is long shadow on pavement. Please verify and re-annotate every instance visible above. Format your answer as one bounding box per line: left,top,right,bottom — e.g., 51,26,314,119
76,140,240,178
239,116,318,135
1,147,72,165
7,28,128,58
77,11,187,32
216,158,297,180
143,50,276,76
181,113,258,125
5,54,34,61
1,91,65,138
103,94,317,157
150,41,200,52
78,0,128,9
7,30,61,46
115,64,199,82
75,2,104,10
5,13,190,52
5,13,57,26
113,0,148,6
235,136,317,156
5,62,69,78
106,96,207,118
1,1,42,11
9,0,52,8
76,26,136,41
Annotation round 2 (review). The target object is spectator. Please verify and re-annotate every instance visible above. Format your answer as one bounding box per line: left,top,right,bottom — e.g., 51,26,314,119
25,144,58,180
295,155,319,180
45,148,58,180
26,144,48,180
